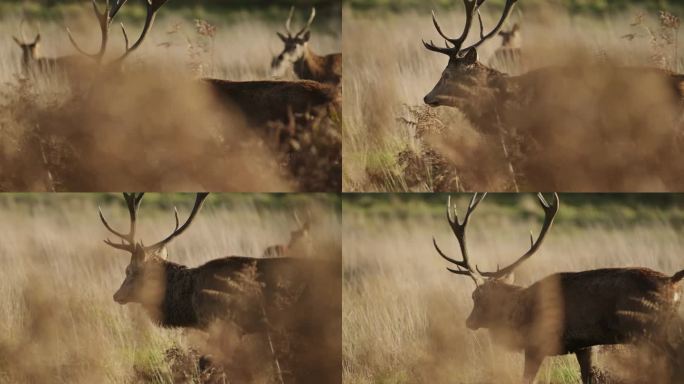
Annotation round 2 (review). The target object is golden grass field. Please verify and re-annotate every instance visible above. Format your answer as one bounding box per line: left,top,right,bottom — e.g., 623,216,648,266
343,194,684,383
342,5,684,192
0,193,340,383
0,4,342,192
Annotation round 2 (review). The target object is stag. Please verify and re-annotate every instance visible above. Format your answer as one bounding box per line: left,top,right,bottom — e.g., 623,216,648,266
433,193,684,383
262,214,310,258
422,0,684,131
99,193,339,383
271,7,342,86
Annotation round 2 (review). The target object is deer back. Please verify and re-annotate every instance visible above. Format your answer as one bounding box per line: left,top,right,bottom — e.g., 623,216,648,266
520,268,682,355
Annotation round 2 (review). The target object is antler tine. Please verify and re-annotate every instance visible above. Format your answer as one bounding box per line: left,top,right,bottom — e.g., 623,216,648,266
478,193,559,278
67,0,113,62
111,0,168,65
99,192,144,252
295,7,316,37
433,194,487,284
424,0,481,56
145,193,209,252
462,0,518,52
285,6,295,36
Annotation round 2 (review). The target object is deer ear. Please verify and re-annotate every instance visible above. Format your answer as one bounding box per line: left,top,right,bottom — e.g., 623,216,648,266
155,247,168,260
277,32,287,42
302,30,311,42
12,36,21,46
501,273,516,285
34,34,41,44
462,48,478,65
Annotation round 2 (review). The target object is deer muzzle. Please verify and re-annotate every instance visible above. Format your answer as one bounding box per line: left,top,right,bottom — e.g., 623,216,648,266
465,313,479,330
113,288,129,304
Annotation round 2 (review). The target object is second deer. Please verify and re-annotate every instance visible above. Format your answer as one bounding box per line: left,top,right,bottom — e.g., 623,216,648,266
487,23,523,74
13,22,89,78
433,193,684,383
271,7,342,86
262,214,311,258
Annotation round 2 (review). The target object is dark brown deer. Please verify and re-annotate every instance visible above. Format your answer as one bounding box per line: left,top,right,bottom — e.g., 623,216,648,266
202,78,338,126
433,193,684,384
422,0,684,190
262,214,311,258
99,193,340,383
271,7,342,86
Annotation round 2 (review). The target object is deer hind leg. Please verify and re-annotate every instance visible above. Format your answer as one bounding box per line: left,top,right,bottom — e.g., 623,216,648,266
575,347,594,384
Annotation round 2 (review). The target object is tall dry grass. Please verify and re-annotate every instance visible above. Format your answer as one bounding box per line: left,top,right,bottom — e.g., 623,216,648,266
0,5,342,191
0,193,340,384
342,5,684,192
343,195,684,383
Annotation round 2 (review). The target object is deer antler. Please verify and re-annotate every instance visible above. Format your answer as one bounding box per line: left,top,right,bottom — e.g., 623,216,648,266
295,8,316,37
282,6,316,38
462,0,519,52
111,0,169,65
476,193,559,279
67,0,128,63
433,193,487,285
144,193,209,252
423,0,482,56
99,192,144,252
67,0,167,66
423,0,518,57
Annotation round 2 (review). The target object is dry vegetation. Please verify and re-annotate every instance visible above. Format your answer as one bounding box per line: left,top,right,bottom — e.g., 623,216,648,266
343,195,684,383
0,193,341,383
342,5,684,192
0,4,341,191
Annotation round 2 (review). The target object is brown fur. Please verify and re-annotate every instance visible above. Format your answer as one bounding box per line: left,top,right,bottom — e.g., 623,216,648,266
294,48,342,85
466,267,684,383
202,78,338,125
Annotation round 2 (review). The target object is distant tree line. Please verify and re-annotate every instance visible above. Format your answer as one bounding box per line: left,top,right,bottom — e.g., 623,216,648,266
11,0,337,8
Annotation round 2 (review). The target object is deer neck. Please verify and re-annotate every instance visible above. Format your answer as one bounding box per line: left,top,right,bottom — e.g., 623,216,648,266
486,284,530,350
21,50,34,69
457,65,510,132
294,45,322,79
151,261,199,328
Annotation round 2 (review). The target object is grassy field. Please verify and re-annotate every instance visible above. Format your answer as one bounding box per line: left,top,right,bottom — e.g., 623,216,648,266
0,193,340,383
0,3,341,191
343,194,684,383
346,0,681,13
342,4,684,192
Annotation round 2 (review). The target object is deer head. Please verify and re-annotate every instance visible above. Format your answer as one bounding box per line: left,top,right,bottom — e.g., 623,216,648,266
288,212,311,249
433,193,559,330
422,0,518,107
99,193,208,306
66,0,168,67
498,23,521,48
13,21,41,66
271,6,316,78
